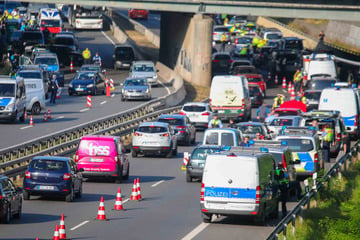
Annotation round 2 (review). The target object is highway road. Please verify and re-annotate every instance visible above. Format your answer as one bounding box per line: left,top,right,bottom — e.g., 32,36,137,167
0,27,172,150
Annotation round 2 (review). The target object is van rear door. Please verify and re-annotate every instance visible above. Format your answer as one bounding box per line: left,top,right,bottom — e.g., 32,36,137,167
203,155,258,211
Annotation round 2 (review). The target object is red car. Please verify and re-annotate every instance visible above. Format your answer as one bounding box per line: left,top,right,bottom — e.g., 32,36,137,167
128,9,149,19
275,107,304,116
244,74,266,96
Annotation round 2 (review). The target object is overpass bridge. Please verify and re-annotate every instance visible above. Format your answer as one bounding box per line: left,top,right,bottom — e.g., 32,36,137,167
21,0,360,86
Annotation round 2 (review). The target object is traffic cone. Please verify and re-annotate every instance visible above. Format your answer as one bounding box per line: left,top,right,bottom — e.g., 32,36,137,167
136,178,142,201
70,61,73,72
282,77,286,89
47,109,51,119
96,196,106,220
288,82,292,93
87,95,92,108
106,85,111,97
59,214,66,239
130,179,138,201
43,111,47,122
24,111,27,119
275,74,279,85
114,187,124,210
291,86,296,99
267,72,271,82
29,115,34,126
181,152,189,170
53,225,60,240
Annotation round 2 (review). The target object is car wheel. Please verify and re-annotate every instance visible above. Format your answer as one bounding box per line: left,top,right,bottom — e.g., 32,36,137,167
132,150,137,158
166,149,173,158
202,213,212,223
186,173,192,182
31,102,41,115
13,201,22,219
172,147,177,156
115,168,123,183
123,164,130,180
23,191,30,200
75,183,82,198
19,108,25,122
269,201,279,219
66,187,74,202
254,207,266,225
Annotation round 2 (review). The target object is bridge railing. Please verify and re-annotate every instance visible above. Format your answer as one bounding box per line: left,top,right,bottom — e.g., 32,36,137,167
266,142,360,240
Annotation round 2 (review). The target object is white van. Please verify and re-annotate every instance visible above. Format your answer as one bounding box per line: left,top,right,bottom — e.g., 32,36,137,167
0,76,26,122
201,151,279,224
24,78,46,115
319,87,360,138
202,128,243,146
210,75,251,121
306,53,337,81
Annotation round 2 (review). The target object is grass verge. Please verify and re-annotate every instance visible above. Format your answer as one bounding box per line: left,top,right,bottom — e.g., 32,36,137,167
183,80,210,103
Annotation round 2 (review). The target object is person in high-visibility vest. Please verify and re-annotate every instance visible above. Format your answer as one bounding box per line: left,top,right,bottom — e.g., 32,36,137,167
275,161,289,218
293,69,302,93
296,91,307,104
322,124,334,163
82,48,91,64
272,93,284,110
239,46,248,57
220,33,227,52
252,36,259,49
208,114,223,128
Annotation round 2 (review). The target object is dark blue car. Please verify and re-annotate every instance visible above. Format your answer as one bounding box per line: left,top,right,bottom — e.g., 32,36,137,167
23,156,83,202
68,71,106,96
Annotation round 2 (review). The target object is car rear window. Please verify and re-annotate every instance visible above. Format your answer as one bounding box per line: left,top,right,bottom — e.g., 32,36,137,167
270,119,294,126
281,139,314,152
22,32,43,41
275,111,299,116
158,118,184,126
249,86,261,95
30,159,67,171
221,132,235,146
247,77,261,83
18,72,41,79
191,148,219,160
137,126,167,133
214,55,230,60
304,91,322,100
307,80,336,90
78,139,116,156
238,125,264,135
115,47,134,58
183,105,206,112
55,37,74,45
214,27,229,32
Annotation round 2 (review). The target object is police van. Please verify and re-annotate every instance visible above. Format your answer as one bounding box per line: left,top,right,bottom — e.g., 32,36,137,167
0,76,26,122
276,127,321,178
201,151,279,224
202,128,243,146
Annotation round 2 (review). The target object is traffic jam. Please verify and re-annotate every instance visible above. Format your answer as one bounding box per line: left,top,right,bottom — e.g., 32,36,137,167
0,2,359,240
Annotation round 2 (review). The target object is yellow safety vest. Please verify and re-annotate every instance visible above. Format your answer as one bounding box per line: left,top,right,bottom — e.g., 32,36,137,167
82,49,91,59
273,96,284,108
323,128,334,142
294,72,302,82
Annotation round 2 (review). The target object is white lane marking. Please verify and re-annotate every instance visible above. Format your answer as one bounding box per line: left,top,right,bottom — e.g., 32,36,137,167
158,81,171,95
181,223,210,240
56,116,64,119
80,108,89,112
151,180,165,187
70,220,90,231
111,94,115,98
101,31,116,46
100,101,107,105
123,198,130,204
20,125,33,130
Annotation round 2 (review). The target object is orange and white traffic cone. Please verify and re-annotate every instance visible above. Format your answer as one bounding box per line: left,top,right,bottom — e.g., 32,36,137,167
110,78,114,91
282,77,286,89
70,61,73,72
96,196,106,220
106,85,111,97
114,187,124,210
288,82,292,94
291,86,296,99
29,115,34,126
24,111,27,120
56,88,61,99
181,152,189,170
87,95,92,108
267,72,271,82
130,179,138,201
275,74,279,85
59,214,66,239
53,224,60,240
136,178,142,201
43,111,47,122
47,109,51,119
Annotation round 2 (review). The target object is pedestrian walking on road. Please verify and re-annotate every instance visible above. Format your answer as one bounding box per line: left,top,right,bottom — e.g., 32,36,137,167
275,161,289,218
220,33,227,52
256,102,270,122
49,74,59,104
82,47,91,64
208,114,223,128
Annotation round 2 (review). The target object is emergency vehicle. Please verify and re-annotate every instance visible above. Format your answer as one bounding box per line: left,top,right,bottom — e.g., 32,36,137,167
39,8,62,34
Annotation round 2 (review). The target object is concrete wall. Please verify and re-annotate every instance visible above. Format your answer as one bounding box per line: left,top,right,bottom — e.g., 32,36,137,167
326,21,360,50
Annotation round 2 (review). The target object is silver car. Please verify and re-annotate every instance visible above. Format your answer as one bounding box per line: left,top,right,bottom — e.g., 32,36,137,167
130,61,158,86
132,122,177,158
121,77,151,101
213,25,230,42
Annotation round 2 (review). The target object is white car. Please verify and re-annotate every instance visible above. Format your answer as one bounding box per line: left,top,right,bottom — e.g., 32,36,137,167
130,61,158,86
180,102,213,130
132,122,177,158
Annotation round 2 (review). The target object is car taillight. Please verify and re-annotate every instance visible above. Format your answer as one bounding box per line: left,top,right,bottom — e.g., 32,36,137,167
25,171,31,179
177,126,186,133
0,195,2,200
336,133,341,142
200,183,205,202
213,60,219,62
259,54,263,57
75,151,79,162
304,75,308,81
179,111,186,115
212,33,216,35
314,153,318,163
114,156,118,162
63,173,71,180
242,98,245,108
256,186,260,204
98,20,103,24
282,154,287,169
355,115,358,127
134,132,142,136
202,112,210,116
160,133,169,137
229,60,233,63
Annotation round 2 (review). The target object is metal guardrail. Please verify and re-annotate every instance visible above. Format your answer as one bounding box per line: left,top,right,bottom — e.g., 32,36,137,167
267,142,360,240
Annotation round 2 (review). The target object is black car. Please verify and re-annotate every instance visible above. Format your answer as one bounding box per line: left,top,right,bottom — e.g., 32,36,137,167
231,65,258,75
249,84,264,107
50,34,83,66
212,52,232,75
68,71,106,96
305,78,337,91
0,175,22,223
23,156,83,202
157,114,196,146
113,45,135,70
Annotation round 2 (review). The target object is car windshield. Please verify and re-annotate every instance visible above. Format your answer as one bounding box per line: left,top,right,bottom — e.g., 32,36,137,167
133,64,154,72
80,66,100,72
158,118,184,126
18,72,41,79
307,80,336,90
41,19,60,27
238,125,264,135
237,38,251,44
249,86,261,96
214,54,230,60
22,32,42,41
304,91,322,100
124,79,147,86
183,105,206,112
267,33,281,39
0,83,15,97
29,159,67,171
214,27,228,32
247,77,261,83
281,139,314,152
75,72,96,80
191,148,219,160
270,118,294,126
34,57,58,65
137,126,167,133
55,37,74,45
115,48,134,59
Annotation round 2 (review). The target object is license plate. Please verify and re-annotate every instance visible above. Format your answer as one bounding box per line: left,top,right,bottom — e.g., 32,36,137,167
143,141,157,145
76,88,84,91
218,110,225,113
39,185,54,190
89,158,104,162
207,202,226,209
123,64,130,67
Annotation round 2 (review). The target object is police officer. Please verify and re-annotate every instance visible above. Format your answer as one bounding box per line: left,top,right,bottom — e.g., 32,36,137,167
220,33,227,52
208,114,223,128
275,161,289,218
82,48,91,64
296,91,307,104
293,69,302,93
92,52,102,66
272,93,284,110
322,124,333,163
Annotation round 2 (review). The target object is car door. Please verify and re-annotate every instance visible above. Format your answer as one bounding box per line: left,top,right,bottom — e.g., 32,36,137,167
1,179,18,215
117,139,129,174
186,116,195,139
69,160,81,191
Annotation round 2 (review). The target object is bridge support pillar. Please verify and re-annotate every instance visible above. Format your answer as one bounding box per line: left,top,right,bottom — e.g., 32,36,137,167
160,13,212,87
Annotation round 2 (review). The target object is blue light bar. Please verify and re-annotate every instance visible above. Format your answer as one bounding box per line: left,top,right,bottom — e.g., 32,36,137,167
260,147,269,153
281,140,288,146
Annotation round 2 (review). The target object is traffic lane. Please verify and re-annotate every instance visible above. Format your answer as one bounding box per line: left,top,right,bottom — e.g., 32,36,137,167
0,72,171,150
